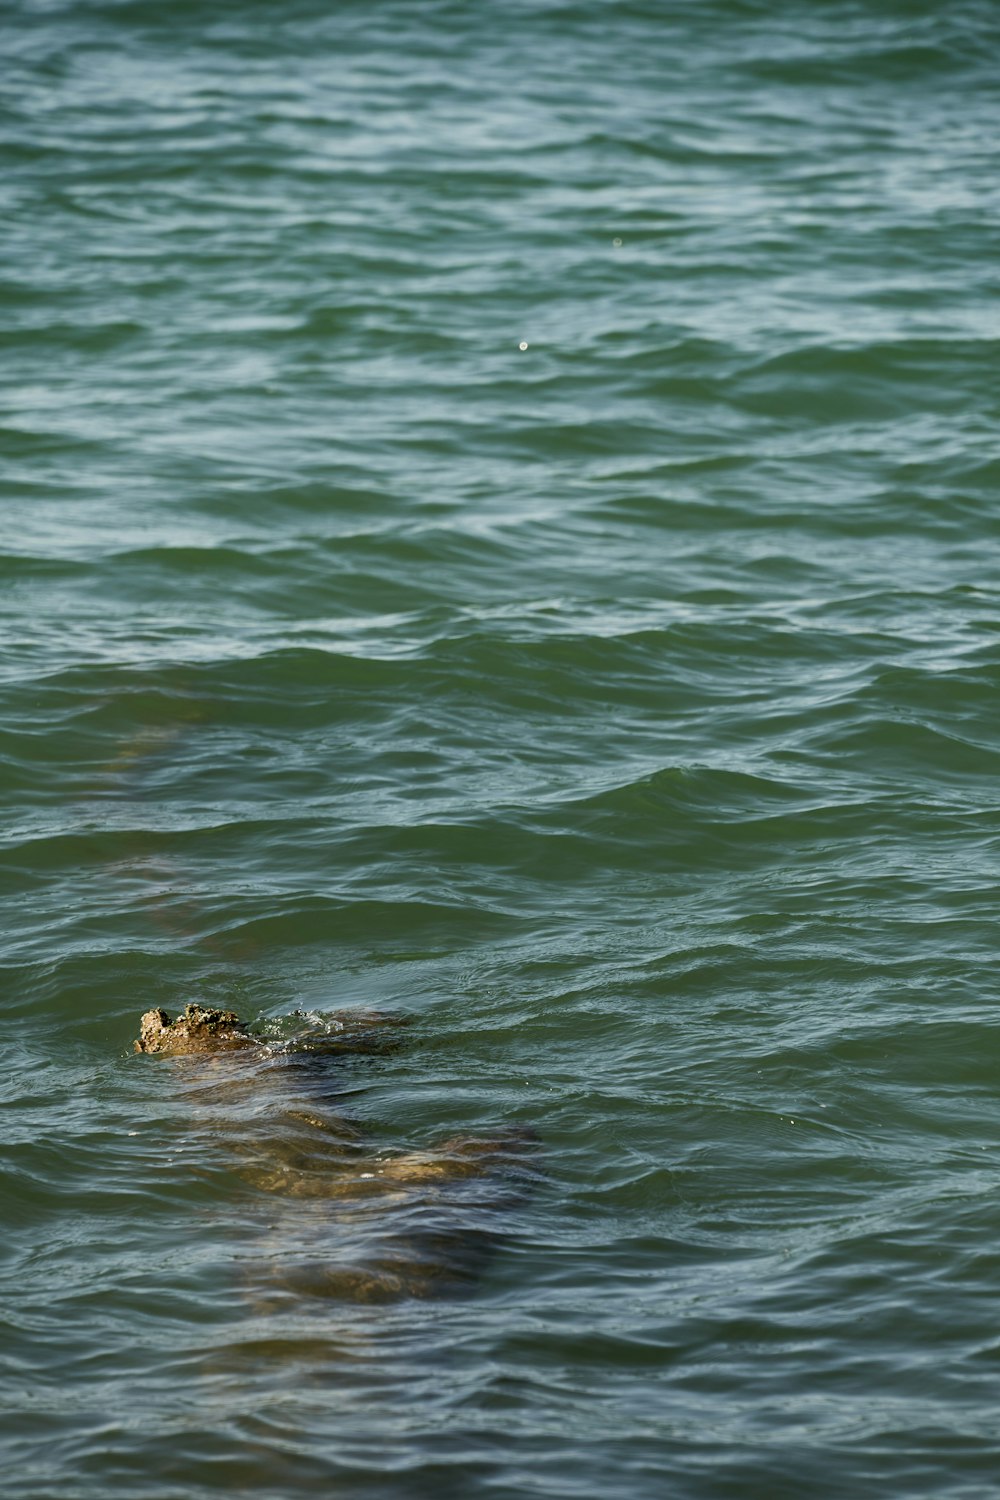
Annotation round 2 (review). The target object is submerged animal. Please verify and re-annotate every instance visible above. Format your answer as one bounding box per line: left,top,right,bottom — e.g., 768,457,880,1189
134,1003,537,1300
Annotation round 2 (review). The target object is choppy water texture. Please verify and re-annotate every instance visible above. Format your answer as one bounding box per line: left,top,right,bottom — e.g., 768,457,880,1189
4,0,1000,1494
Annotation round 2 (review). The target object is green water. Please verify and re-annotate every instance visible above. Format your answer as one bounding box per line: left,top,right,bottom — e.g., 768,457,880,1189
4,0,1000,1494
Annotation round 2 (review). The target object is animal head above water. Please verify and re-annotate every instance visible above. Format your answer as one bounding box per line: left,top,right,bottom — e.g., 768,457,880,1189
135,1003,257,1055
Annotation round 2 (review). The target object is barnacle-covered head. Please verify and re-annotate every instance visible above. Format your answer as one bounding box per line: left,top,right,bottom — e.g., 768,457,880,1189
135,1003,256,1055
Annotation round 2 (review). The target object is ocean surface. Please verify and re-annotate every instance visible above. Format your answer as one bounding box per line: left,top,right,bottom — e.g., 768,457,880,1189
3,0,1000,1494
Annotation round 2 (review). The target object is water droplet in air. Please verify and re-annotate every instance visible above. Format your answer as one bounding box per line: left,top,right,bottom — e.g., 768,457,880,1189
519,341,529,351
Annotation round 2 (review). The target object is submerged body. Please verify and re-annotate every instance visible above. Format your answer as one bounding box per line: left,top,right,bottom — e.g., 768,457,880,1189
134,1004,537,1299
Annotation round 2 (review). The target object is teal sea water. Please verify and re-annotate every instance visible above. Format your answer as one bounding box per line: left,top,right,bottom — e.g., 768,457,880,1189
4,0,1000,1494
